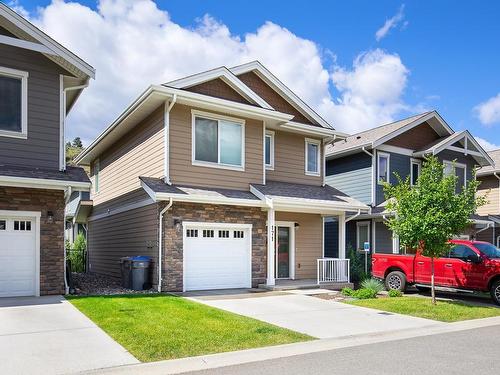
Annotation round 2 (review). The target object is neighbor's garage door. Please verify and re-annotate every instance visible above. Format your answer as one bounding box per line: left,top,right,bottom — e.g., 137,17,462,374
184,223,252,291
0,215,37,297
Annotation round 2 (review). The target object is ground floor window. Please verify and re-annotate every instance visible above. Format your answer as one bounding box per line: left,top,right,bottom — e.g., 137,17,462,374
356,221,370,251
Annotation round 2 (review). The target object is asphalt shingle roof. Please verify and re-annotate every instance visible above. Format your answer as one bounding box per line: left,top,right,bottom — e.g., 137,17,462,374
251,180,348,202
0,164,90,183
477,149,500,175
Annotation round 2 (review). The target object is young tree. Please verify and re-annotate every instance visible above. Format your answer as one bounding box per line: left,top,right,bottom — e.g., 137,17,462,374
384,156,485,304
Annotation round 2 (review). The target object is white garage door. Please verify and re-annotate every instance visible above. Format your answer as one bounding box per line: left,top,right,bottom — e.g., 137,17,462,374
184,223,252,291
0,214,38,297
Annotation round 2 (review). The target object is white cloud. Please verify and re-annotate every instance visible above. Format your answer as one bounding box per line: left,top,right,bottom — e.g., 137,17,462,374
475,137,500,151
375,5,405,41
320,49,410,133
19,0,411,143
474,93,500,126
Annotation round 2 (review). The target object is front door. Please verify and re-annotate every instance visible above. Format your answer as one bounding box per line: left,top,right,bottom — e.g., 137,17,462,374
276,226,291,279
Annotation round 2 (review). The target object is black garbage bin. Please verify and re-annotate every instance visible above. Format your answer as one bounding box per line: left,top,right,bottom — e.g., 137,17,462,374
130,256,151,291
120,257,132,288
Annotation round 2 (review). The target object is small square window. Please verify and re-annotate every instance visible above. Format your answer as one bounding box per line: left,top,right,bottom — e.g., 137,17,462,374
234,230,244,239
26,221,31,231
219,230,230,238
0,220,6,230
187,229,198,238
14,220,19,231
203,229,214,238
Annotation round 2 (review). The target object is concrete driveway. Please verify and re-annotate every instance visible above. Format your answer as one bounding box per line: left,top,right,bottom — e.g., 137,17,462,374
191,291,443,339
0,295,138,375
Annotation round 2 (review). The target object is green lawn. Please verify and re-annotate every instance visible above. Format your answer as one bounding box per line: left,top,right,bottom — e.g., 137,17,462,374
68,294,311,362
346,296,500,322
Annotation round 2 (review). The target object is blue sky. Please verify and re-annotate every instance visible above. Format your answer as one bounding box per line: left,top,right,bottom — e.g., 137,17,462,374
13,1,500,148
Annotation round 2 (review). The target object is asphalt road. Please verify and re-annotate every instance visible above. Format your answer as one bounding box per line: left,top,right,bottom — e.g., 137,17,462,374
187,325,500,375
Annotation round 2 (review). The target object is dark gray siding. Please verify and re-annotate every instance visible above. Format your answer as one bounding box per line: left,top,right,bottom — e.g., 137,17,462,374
346,220,357,252
0,43,69,169
326,152,372,204
324,218,339,258
374,220,393,254
88,201,159,286
376,151,412,205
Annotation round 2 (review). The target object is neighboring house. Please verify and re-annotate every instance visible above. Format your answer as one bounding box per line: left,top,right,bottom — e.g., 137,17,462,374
476,150,500,246
65,190,92,243
74,61,369,292
0,4,94,297
325,111,494,256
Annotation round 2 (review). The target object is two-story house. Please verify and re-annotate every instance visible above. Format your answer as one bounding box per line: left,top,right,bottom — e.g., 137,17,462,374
74,61,369,292
0,4,94,297
325,111,494,256
476,150,500,246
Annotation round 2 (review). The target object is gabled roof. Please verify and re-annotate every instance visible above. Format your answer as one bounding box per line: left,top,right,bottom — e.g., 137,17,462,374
229,61,333,129
326,111,453,157
477,149,500,176
164,66,272,109
0,4,95,79
413,130,494,167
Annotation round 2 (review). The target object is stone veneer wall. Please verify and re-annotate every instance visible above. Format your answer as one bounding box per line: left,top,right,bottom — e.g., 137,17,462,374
159,202,267,291
0,187,65,295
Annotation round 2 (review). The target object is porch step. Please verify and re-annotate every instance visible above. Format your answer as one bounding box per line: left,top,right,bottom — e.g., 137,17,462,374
258,282,353,292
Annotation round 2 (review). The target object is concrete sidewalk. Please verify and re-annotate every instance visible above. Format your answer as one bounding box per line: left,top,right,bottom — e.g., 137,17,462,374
0,295,138,375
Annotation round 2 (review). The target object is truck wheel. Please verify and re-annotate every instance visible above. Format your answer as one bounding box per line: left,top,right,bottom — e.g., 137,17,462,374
490,280,500,306
385,271,406,292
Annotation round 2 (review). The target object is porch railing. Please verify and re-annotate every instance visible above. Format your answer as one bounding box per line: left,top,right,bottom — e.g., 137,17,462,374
317,258,350,284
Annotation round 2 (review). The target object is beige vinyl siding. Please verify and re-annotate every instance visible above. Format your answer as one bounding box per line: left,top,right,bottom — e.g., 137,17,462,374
276,211,322,279
90,106,164,207
169,104,264,190
477,175,500,215
88,201,159,284
267,130,322,186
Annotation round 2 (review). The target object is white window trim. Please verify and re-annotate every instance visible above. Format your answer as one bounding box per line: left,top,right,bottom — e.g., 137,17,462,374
443,160,467,187
265,130,275,170
305,138,321,176
377,151,390,185
356,221,371,251
191,110,245,172
0,66,28,139
410,158,422,186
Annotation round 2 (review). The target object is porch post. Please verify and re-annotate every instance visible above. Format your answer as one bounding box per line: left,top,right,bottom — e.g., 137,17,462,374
266,208,275,286
338,212,346,259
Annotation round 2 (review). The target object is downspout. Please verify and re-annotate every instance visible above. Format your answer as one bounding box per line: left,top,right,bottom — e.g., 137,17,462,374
345,209,362,223
158,198,173,292
61,79,90,172
164,95,177,185
323,135,336,187
63,186,73,294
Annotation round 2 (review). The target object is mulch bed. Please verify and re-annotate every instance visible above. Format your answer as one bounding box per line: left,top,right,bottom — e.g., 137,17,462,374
70,272,157,296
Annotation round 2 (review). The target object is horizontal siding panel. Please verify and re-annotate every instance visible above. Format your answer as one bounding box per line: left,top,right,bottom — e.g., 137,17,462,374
325,167,371,204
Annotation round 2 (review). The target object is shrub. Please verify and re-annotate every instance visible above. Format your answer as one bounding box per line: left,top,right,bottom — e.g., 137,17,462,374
388,289,403,298
341,287,355,296
352,288,377,299
348,246,370,284
360,278,384,294
67,232,86,273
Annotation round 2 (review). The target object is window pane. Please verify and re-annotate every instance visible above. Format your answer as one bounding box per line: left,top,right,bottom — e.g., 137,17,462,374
412,163,419,185
358,225,369,249
0,76,22,132
455,167,465,193
378,155,388,182
219,120,242,166
195,117,218,163
307,143,318,172
265,135,271,166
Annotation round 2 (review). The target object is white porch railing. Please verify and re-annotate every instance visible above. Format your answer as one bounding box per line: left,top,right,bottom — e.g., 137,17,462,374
317,258,350,284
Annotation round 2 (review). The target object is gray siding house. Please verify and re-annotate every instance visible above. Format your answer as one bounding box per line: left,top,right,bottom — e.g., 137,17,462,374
324,111,495,257
0,4,94,297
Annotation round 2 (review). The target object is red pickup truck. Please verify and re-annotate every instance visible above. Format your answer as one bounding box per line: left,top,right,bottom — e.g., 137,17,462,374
372,240,500,305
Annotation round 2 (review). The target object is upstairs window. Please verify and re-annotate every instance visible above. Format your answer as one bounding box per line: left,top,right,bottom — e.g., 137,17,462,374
443,160,466,192
265,131,274,170
410,159,421,186
0,66,28,139
193,111,244,170
305,139,320,175
377,152,390,184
